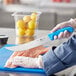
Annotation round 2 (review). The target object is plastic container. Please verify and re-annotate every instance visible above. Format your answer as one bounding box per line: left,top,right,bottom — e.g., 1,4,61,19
12,12,41,37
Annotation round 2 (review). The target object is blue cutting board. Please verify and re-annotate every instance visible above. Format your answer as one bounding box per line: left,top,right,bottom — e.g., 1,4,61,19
0,44,45,74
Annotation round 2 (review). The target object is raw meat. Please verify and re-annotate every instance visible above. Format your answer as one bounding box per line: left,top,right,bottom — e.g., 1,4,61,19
4,45,50,68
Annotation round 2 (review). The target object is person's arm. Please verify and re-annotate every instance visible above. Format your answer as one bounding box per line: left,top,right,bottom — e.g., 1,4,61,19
12,35,76,75
42,35,76,75
68,18,76,28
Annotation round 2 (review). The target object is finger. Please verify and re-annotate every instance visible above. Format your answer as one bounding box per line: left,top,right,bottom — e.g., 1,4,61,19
58,32,64,39
64,30,72,38
63,30,69,38
66,33,71,38
50,26,60,33
50,21,68,33
54,35,58,40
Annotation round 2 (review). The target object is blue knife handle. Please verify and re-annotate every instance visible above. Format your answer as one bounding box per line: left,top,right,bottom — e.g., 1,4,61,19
48,27,74,40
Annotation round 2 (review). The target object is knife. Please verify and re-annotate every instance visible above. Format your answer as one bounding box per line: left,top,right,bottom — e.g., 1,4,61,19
6,27,74,51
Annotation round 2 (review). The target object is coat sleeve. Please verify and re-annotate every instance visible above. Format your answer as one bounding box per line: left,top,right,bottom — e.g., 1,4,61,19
42,35,76,76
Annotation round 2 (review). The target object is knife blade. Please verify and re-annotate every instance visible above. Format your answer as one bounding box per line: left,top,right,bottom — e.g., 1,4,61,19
6,27,74,51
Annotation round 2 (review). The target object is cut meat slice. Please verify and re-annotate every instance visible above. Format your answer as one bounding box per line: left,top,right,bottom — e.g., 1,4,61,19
4,45,50,68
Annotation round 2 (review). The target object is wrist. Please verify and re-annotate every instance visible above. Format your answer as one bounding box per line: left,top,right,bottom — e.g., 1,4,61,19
68,18,76,29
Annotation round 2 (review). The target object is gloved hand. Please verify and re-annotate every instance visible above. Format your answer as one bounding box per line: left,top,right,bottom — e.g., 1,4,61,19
50,18,76,40
12,55,43,68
